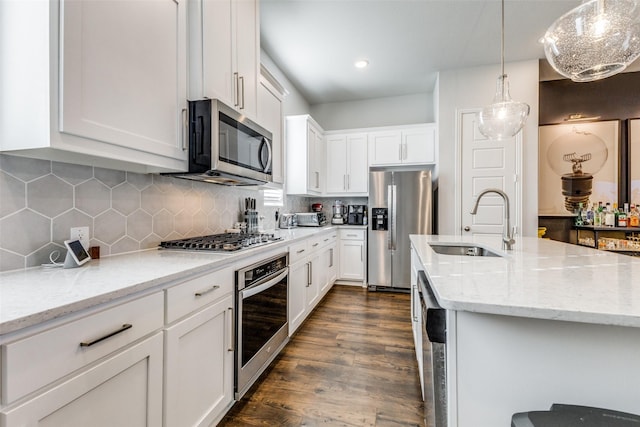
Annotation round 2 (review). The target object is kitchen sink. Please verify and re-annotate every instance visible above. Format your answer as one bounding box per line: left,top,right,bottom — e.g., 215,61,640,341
429,243,502,257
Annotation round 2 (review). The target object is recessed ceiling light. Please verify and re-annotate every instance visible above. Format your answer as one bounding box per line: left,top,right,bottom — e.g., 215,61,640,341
354,60,369,69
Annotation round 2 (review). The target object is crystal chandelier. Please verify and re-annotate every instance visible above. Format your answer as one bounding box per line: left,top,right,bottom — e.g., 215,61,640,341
478,0,530,140
542,0,640,82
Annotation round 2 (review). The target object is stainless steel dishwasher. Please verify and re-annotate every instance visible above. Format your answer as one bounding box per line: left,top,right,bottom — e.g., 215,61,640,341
418,270,447,427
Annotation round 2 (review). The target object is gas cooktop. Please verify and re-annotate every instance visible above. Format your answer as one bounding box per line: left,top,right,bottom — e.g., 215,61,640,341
159,232,282,252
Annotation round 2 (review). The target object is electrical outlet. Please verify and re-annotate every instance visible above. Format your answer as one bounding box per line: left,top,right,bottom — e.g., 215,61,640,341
70,226,90,250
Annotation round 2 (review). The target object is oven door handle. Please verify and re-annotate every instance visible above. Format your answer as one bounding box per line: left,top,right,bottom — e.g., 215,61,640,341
240,268,288,299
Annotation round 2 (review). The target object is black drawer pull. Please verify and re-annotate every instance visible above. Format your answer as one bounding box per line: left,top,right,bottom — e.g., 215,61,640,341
80,324,132,347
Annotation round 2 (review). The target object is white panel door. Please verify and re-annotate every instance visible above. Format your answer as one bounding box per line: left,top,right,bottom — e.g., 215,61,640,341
347,134,369,192
325,135,348,193
164,295,233,427
60,0,187,161
460,111,518,236
368,131,402,165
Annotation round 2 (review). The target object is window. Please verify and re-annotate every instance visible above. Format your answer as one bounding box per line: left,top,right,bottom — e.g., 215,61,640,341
263,188,283,207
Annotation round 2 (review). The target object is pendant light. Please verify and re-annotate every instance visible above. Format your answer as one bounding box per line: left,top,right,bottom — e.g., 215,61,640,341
478,0,530,140
542,0,640,82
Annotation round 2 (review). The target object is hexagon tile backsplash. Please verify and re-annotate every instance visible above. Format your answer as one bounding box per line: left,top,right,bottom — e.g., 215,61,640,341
0,154,309,272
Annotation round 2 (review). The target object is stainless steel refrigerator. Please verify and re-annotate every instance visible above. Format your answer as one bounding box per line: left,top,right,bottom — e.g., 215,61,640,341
368,169,433,290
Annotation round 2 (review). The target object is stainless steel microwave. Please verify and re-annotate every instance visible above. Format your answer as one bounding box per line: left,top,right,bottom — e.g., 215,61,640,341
172,99,273,186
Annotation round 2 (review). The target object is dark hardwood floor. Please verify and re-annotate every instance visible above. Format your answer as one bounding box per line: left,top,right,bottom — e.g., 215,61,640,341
219,285,424,426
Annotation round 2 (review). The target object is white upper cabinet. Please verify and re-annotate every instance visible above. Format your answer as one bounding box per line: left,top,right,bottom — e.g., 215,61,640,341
286,115,324,195
257,68,286,185
325,133,368,195
369,124,436,166
0,0,189,173
192,0,259,119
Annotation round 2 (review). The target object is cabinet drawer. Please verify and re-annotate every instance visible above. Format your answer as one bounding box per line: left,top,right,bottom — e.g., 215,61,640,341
289,240,309,264
339,229,365,240
165,267,233,324
2,292,164,405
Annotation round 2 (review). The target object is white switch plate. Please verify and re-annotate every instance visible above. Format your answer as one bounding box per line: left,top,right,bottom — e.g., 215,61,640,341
70,226,90,250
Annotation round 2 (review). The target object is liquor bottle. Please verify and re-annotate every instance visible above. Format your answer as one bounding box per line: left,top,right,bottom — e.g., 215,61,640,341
618,209,627,227
604,203,615,227
613,203,620,227
630,205,640,227
586,203,594,225
575,203,584,226
594,202,602,226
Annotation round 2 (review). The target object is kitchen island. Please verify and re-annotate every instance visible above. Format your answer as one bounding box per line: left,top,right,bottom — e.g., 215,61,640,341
410,235,640,426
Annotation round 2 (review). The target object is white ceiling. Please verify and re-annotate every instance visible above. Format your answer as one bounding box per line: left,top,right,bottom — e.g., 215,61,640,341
260,0,582,104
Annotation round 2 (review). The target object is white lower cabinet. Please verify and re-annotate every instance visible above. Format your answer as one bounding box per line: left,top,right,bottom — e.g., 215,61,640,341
288,231,337,336
338,229,367,283
0,332,164,427
164,294,234,427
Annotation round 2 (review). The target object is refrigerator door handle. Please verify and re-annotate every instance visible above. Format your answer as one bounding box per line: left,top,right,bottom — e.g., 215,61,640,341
387,185,393,250
390,184,397,250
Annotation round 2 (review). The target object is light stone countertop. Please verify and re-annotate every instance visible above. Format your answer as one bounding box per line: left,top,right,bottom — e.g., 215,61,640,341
0,226,336,335
411,235,640,328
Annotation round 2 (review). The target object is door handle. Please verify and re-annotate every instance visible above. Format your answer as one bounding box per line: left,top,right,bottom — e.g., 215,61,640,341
464,226,470,232
233,72,239,107
227,307,234,352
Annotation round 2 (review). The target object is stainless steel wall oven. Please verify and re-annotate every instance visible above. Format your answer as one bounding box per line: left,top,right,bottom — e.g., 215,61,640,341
235,253,289,398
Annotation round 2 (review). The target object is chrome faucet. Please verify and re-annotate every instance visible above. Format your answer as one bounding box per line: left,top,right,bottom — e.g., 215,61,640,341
470,188,515,250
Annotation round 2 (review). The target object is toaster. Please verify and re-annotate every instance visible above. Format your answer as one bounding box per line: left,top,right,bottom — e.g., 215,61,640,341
278,213,297,229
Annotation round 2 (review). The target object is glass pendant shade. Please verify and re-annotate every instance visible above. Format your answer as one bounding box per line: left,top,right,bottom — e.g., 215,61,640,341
478,75,530,140
543,0,640,82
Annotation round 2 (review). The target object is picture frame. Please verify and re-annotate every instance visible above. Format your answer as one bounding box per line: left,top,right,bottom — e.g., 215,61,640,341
538,120,619,215
629,119,640,205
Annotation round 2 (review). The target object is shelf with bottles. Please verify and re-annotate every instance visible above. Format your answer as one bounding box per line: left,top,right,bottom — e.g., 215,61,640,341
574,225,640,255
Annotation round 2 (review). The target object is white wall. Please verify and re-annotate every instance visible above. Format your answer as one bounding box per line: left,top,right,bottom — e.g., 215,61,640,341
437,60,539,237
261,51,311,116
310,93,434,131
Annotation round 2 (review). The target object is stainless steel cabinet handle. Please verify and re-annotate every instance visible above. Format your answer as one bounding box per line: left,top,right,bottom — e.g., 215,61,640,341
398,144,402,161
315,171,320,189
344,174,347,190
312,243,319,247
233,72,239,107
194,285,220,297
411,284,417,322
296,249,305,254
239,75,245,110
324,238,329,242
347,174,350,190
80,324,132,347
361,245,363,261
329,248,334,268
347,234,357,237
306,262,311,287
227,307,234,352
181,108,187,151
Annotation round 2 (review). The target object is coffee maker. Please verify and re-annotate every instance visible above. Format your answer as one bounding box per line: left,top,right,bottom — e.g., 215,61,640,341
331,200,347,224
347,205,367,225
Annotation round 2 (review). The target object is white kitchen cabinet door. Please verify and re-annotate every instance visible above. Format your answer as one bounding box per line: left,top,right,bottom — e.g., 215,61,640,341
325,133,368,194
339,240,365,281
325,135,349,193
368,131,402,165
234,0,259,119
309,124,325,194
198,0,258,119
346,134,369,192
0,333,163,427
368,125,436,166
320,242,337,297
286,115,325,195
257,76,284,184
403,125,436,164
288,259,309,335
0,0,188,173
164,295,234,427
306,253,321,310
